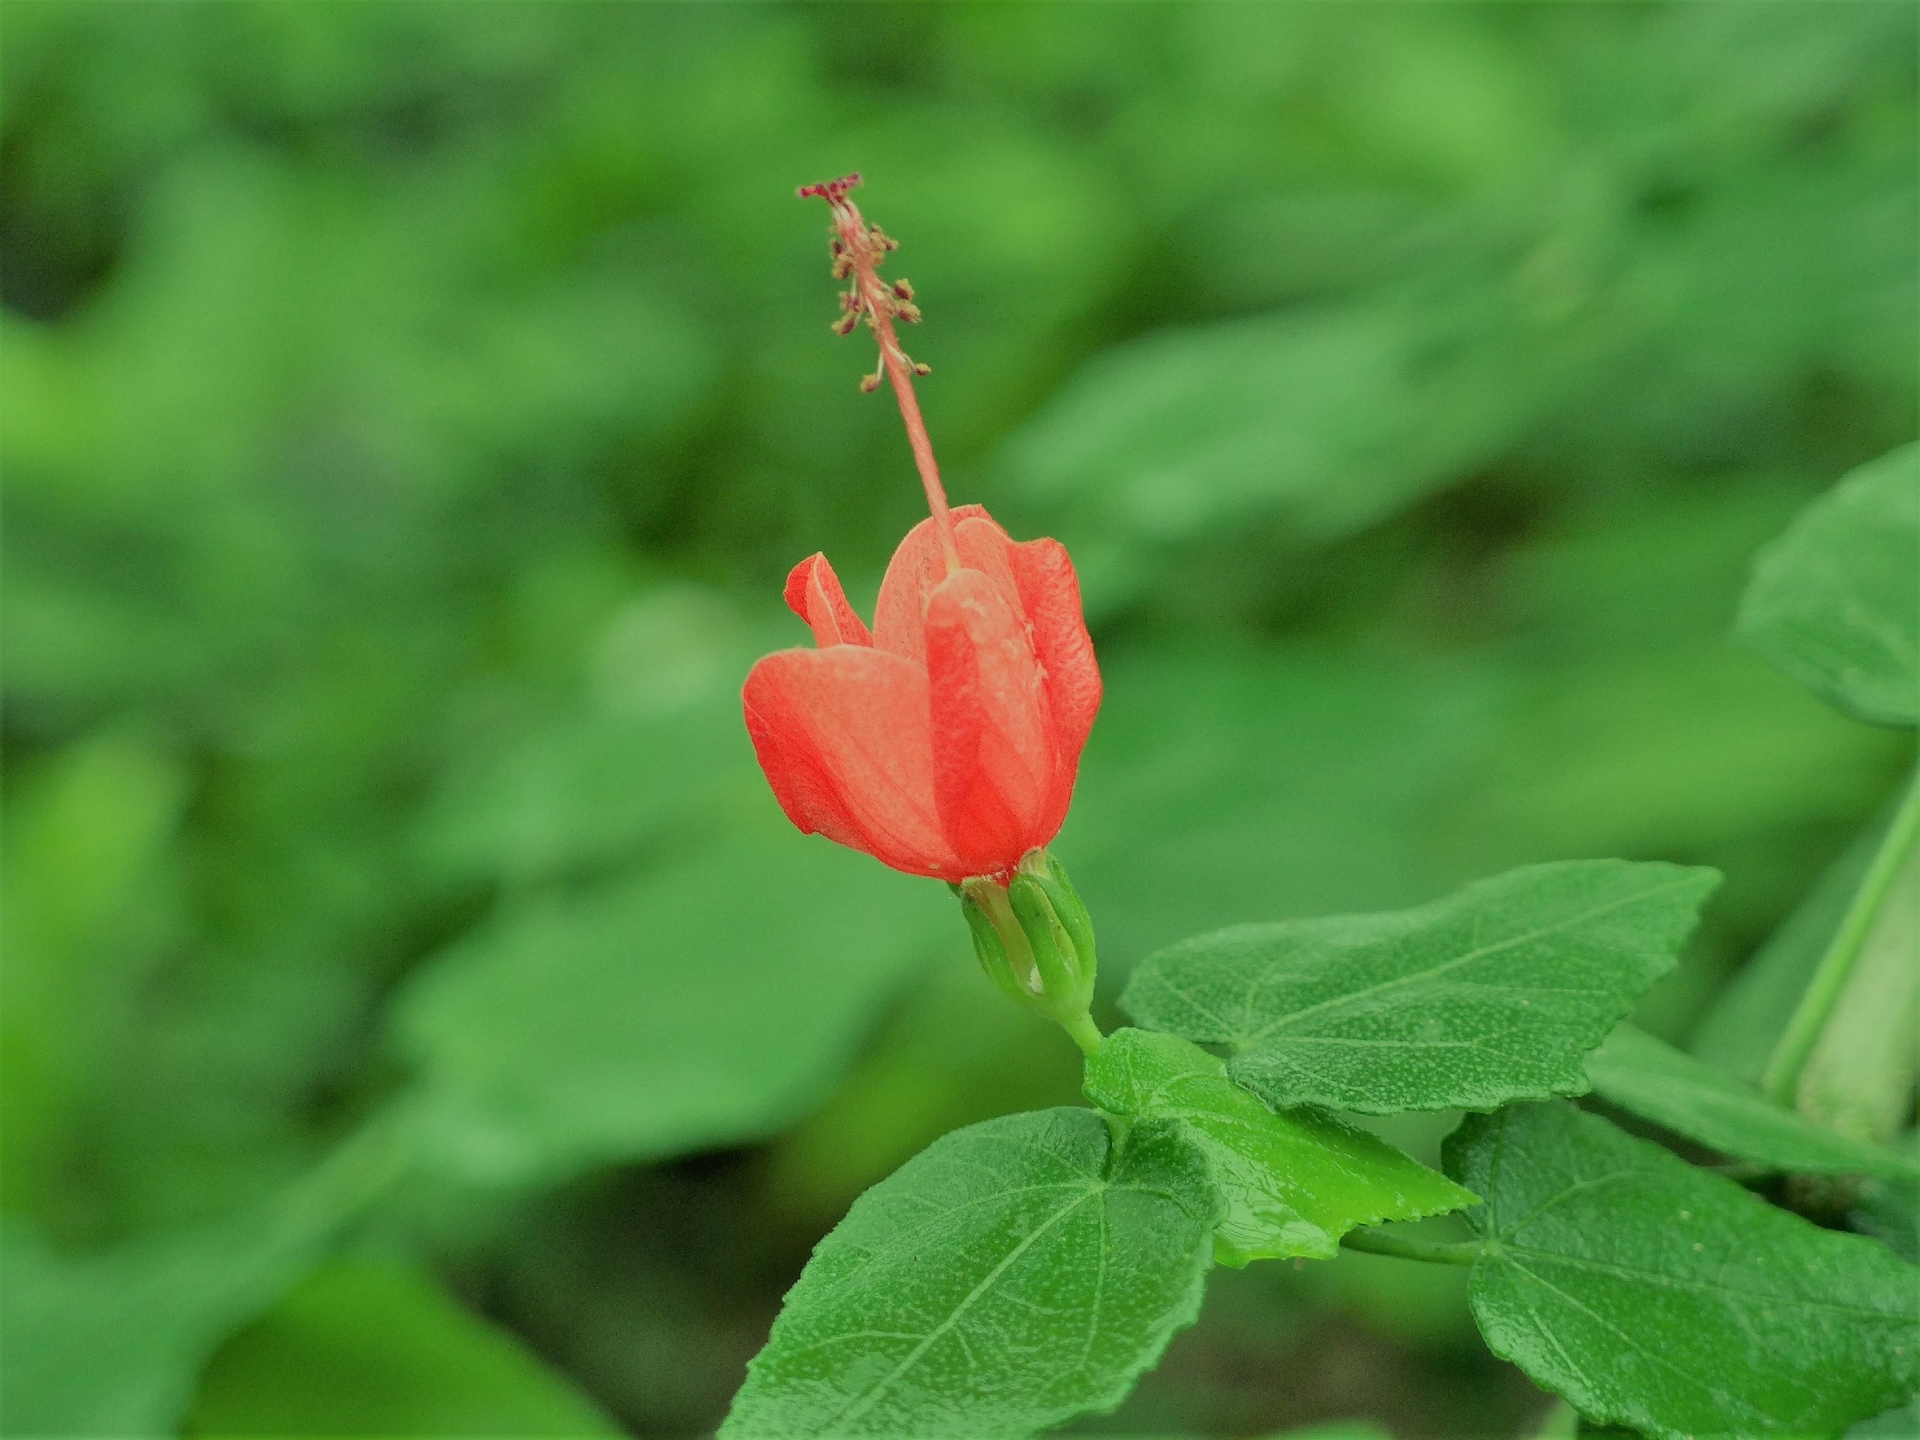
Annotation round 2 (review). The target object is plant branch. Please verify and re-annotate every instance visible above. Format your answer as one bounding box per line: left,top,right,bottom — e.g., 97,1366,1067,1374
1339,1226,1485,1266
1762,766,1920,1105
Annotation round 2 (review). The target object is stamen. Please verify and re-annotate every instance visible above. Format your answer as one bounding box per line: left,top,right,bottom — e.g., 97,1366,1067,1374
799,173,960,573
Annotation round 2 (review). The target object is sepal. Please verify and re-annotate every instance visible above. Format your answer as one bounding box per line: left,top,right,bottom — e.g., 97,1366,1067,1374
956,848,1099,1049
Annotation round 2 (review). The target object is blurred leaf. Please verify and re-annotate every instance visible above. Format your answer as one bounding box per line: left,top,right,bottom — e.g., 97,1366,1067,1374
0,1111,418,1436
1692,813,1883,1082
1795,796,1920,1144
764,956,1082,1223
1003,286,1574,611
1851,1398,1920,1437
1122,861,1719,1113
1738,443,1920,727
1445,1102,1920,1440
1083,1029,1475,1266
1064,645,1503,970
0,1212,315,1437
1585,1024,1919,1182
721,1108,1218,1439
0,732,188,1221
394,822,948,1187
418,688,747,889
1850,1152,1920,1268
1437,647,1903,876
186,1259,620,1437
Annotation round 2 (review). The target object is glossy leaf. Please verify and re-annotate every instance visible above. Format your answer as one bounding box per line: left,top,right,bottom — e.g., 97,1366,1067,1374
1738,442,1920,726
1446,1103,1920,1440
186,1260,622,1437
721,1108,1218,1439
1587,1025,1920,1182
1122,861,1719,1114
1083,1028,1476,1265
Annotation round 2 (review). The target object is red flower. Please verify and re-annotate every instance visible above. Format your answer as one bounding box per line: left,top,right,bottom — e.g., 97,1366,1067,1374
743,505,1100,883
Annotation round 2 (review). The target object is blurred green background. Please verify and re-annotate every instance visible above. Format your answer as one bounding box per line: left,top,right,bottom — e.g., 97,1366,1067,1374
1,2,1914,1436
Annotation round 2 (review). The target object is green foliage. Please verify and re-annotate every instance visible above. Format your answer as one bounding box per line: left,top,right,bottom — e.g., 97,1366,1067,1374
0,1216,315,1437
1586,1025,1920,1183
1083,1029,1475,1266
1692,812,1883,1082
1445,1103,1920,1440
2,1,1914,1434
1738,443,1920,727
0,732,188,1220
1005,283,1569,580
395,823,948,1188
720,1108,1218,1439
1120,861,1720,1113
186,1260,621,1437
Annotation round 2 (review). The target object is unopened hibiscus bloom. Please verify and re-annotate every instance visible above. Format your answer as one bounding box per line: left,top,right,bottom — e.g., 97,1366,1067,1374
741,174,1103,1050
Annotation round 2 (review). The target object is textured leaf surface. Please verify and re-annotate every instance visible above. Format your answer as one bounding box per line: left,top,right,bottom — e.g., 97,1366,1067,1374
1083,1029,1475,1265
1121,861,1719,1113
1738,442,1920,726
1446,1103,1920,1440
1587,1024,1920,1182
721,1108,1218,1439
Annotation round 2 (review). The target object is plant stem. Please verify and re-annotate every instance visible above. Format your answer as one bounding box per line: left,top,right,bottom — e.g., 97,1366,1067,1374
1339,1227,1485,1266
1062,1011,1105,1058
1762,766,1920,1105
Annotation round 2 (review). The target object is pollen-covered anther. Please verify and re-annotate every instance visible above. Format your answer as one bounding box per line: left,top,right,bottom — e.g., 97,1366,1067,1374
858,369,884,393
796,172,862,204
891,279,915,300
894,301,923,325
831,311,860,337
911,361,932,376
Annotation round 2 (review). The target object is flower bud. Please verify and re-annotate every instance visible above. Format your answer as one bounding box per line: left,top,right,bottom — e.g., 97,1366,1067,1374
956,848,1100,1053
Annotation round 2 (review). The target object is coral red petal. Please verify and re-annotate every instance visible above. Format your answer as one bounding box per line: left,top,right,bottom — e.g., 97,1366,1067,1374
782,554,872,648
742,646,958,878
1006,536,1102,835
872,503,993,661
923,566,1056,875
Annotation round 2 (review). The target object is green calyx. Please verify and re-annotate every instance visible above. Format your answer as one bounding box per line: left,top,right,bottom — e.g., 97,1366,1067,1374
956,849,1101,1054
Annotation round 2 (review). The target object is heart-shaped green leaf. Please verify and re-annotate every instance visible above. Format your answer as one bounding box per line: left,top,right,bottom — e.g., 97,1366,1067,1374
721,1107,1218,1439
1446,1102,1919,1440
1737,442,1919,727
1122,861,1719,1114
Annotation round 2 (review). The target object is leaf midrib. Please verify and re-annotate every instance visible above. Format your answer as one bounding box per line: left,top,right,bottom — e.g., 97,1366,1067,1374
1231,875,1698,1048
820,1182,1101,1433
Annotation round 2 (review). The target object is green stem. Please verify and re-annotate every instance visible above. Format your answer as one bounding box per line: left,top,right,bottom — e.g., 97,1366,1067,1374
1762,767,1920,1105
276,1100,419,1244
1339,1226,1484,1266
1061,1011,1105,1058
